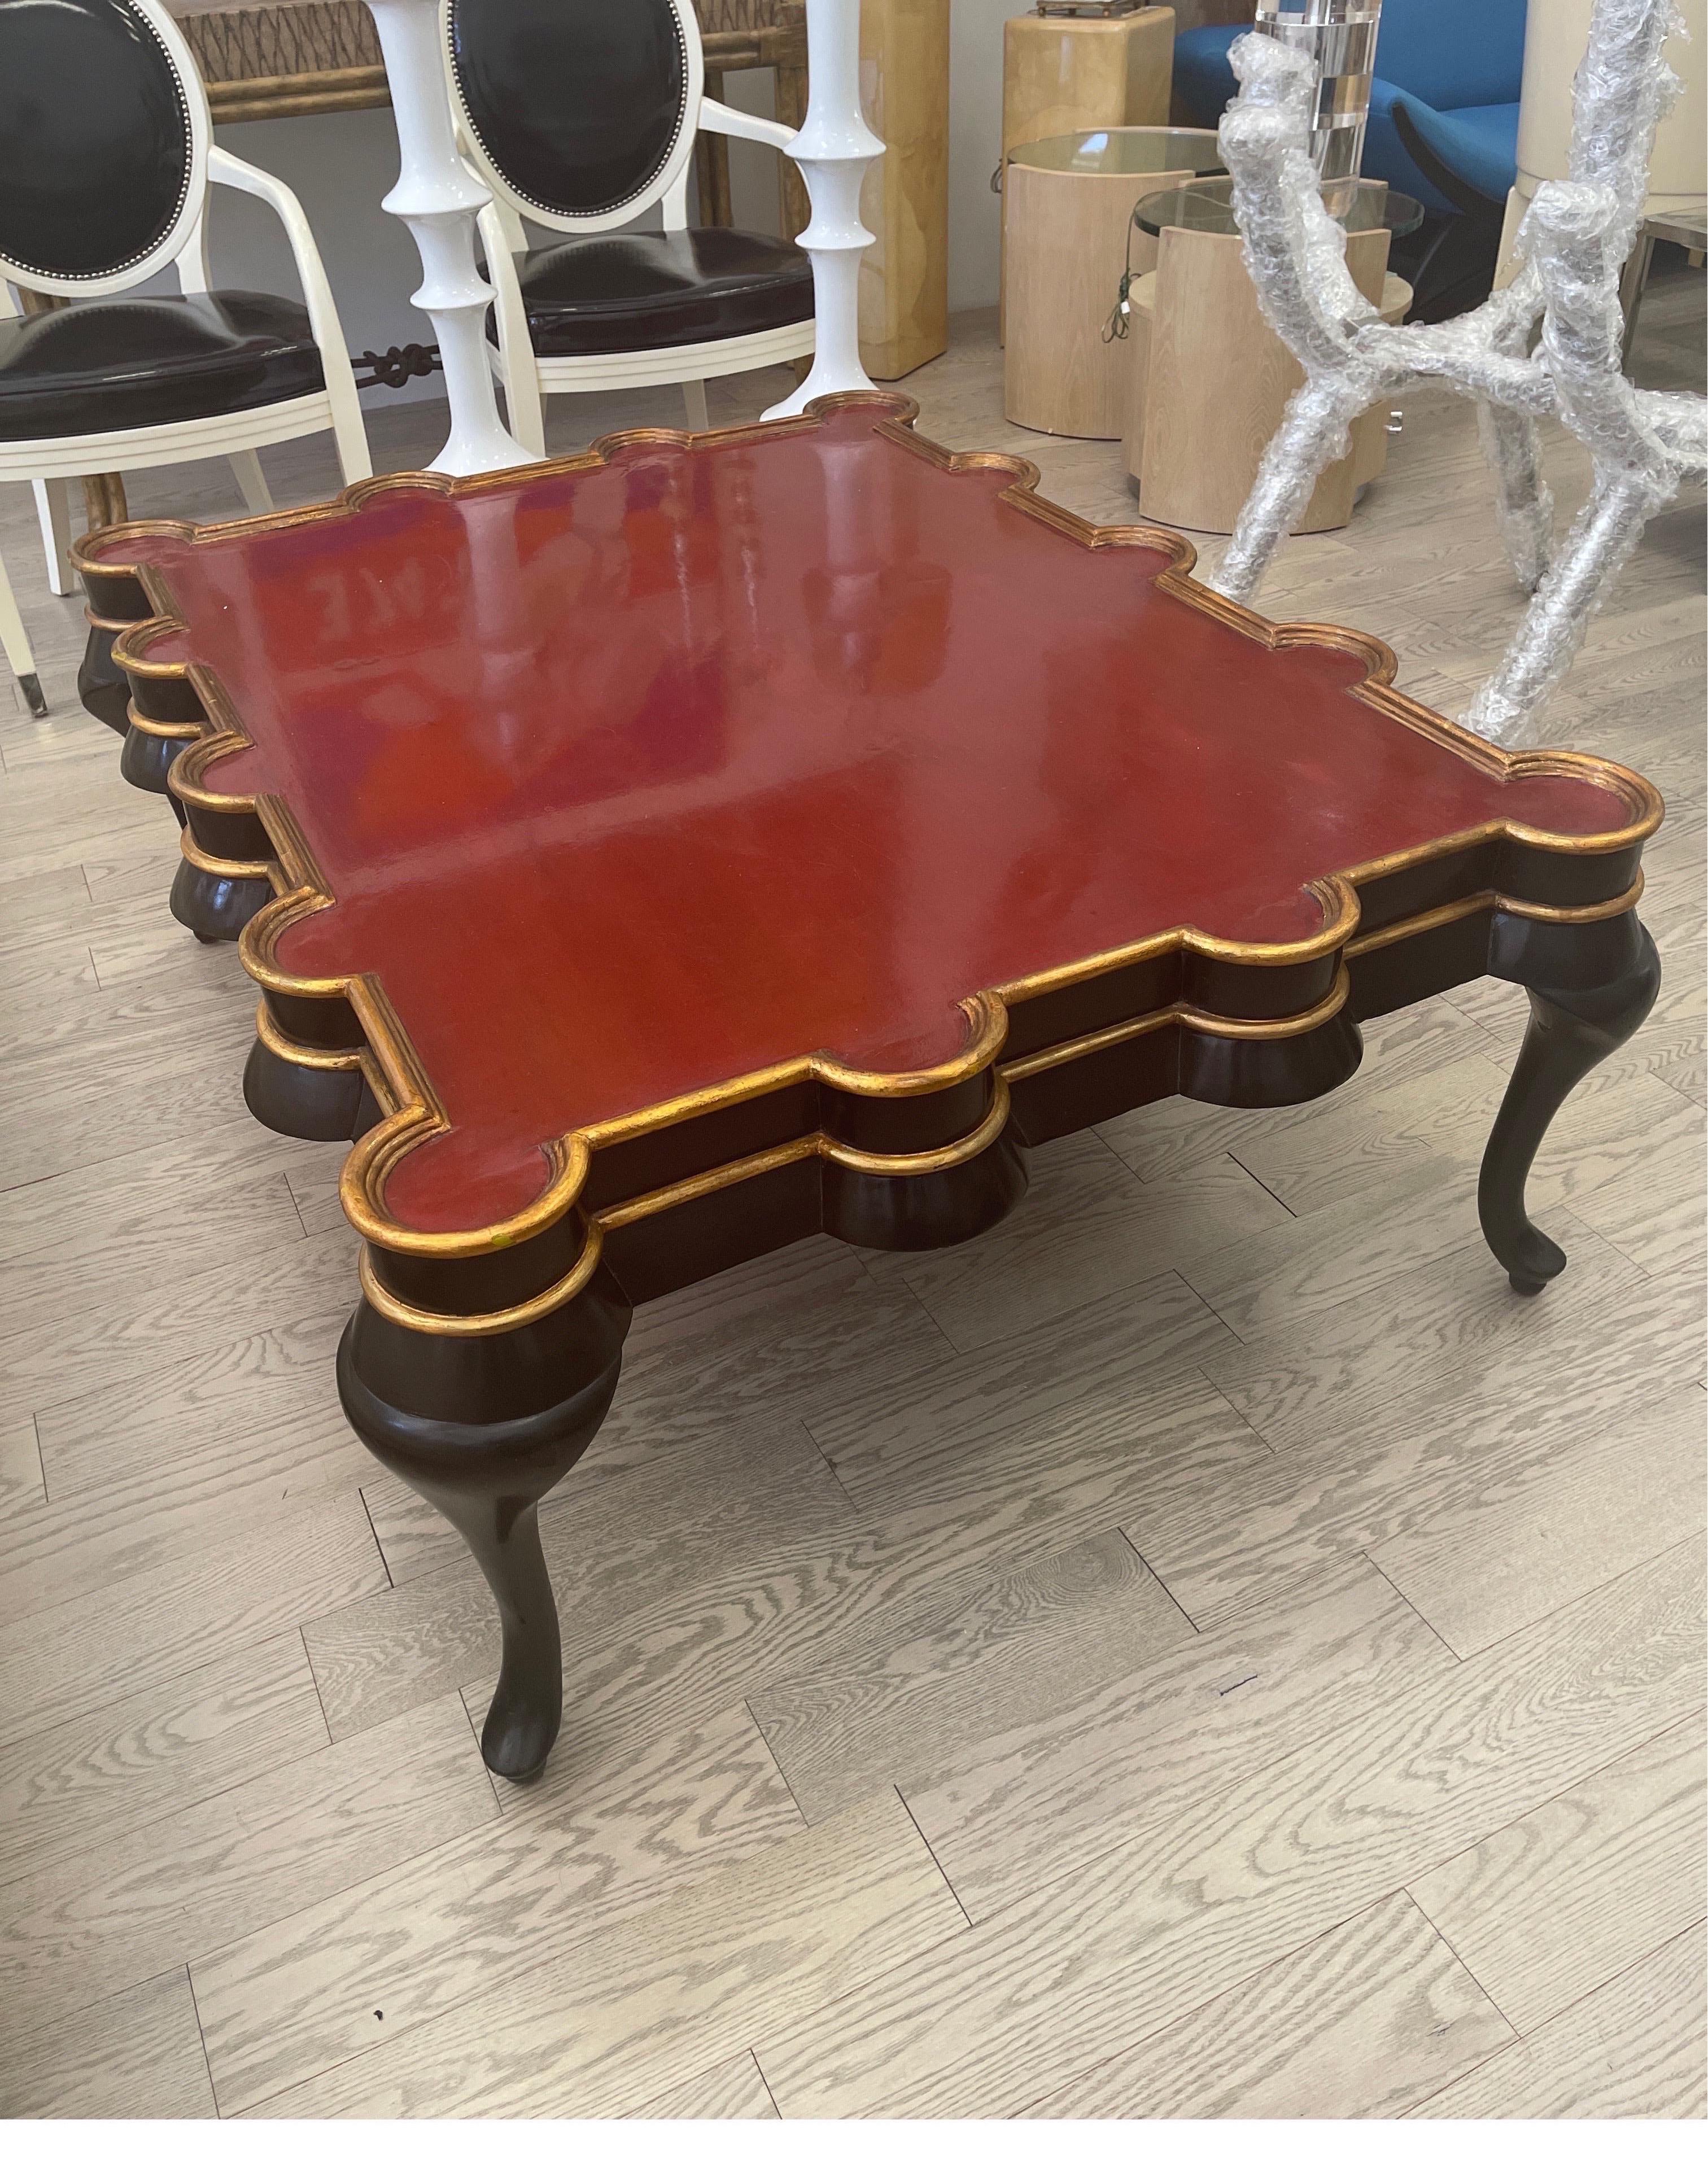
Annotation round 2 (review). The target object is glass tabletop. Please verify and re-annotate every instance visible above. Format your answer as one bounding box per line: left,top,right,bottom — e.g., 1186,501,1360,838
1133,175,1425,239
1643,201,1708,248
1007,126,1226,179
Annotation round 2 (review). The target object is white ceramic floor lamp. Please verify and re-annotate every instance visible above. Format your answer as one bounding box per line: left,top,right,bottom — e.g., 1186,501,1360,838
761,0,884,418
360,0,531,474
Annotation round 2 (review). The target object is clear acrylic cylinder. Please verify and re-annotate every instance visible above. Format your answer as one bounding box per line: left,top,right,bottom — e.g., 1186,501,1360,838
1252,1,1384,216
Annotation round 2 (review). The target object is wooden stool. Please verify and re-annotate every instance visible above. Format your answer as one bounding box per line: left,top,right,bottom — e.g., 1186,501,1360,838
1128,226,1411,531
1003,126,1220,438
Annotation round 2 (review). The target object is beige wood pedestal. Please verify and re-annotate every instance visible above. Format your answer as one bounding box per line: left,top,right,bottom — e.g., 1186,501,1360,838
1002,6,1176,147
1003,129,1217,438
1121,265,1408,492
858,0,951,380
999,7,1176,336
1126,225,1408,531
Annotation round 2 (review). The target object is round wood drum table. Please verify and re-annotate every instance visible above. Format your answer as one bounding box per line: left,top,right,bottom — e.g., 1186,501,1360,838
1125,176,1422,533
1002,125,1222,439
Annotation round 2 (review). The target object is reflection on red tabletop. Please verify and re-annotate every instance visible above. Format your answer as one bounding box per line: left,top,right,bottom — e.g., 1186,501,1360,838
94,404,1631,1237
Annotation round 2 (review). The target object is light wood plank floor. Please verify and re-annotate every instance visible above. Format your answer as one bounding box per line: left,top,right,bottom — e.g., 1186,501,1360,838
1,269,1702,2122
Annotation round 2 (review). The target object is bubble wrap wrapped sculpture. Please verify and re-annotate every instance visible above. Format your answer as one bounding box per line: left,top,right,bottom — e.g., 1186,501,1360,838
1208,0,1707,746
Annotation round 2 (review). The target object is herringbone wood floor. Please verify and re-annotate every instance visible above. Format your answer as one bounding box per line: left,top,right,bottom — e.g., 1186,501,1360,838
0,272,1702,2120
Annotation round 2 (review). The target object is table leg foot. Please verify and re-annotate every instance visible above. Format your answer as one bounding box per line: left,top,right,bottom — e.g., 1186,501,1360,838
408,1480,564,1782
118,720,186,814
170,855,271,945
243,1034,373,1142
335,1271,630,1782
1478,909,1660,1291
78,621,131,735
827,1131,1029,1251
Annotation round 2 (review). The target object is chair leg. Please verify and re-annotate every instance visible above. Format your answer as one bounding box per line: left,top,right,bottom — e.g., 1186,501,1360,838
328,397,374,487
682,379,710,434
495,346,547,459
229,450,275,515
0,548,47,719
32,479,76,596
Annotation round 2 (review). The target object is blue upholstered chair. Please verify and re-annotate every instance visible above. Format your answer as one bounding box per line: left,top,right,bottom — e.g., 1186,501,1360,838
1173,0,1528,320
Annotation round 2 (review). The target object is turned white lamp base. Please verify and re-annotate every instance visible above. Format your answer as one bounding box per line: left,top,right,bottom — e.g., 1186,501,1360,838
762,0,884,419
361,0,531,475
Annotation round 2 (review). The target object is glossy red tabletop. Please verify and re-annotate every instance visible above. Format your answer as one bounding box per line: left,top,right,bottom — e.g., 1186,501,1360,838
95,401,1632,1236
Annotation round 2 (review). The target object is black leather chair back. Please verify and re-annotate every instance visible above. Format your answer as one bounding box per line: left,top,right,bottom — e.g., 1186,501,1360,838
0,0,202,290
448,0,700,226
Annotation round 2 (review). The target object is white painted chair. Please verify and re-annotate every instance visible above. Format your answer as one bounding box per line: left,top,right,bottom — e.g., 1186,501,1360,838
0,0,371,716
434,0,880,454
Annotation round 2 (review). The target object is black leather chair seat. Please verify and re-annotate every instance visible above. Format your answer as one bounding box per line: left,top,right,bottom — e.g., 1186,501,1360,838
0,292,326,442
516,228,814,356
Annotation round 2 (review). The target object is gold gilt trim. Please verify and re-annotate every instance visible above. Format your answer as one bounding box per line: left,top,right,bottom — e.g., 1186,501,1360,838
126,703,202,745
179,825,271,885
253,996,365,1074
357,1220,609,1336
1344,875,1647,958
111,617,193,678
999,966,1352,1085
357,1078,1015,1337
73,391,1664,1321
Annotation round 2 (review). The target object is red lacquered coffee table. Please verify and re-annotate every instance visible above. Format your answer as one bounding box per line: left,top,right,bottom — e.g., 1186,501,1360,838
77,395,1662,1781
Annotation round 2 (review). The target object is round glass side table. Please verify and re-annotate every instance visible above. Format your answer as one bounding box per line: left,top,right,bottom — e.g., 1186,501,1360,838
1130,175,1425,241
1006,126,1229,184
1124,179,1421,533
1001,126,1226,439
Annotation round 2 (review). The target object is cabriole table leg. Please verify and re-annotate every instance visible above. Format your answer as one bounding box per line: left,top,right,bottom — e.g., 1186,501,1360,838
335,1278,631,1782
1478,908,1662,1294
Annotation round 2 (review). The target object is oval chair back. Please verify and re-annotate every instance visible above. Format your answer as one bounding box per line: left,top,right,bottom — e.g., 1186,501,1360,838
447,0,705,235
0,0,211,296
0,0,370,722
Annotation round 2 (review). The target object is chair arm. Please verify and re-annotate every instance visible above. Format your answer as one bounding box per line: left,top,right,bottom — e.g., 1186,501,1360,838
206,146,355,380
698,98,797,156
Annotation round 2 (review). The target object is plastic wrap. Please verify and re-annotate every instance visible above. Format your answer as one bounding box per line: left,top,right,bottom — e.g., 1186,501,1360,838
1208,1,1705,747
1211,33,1557,619
1467,0,1700,736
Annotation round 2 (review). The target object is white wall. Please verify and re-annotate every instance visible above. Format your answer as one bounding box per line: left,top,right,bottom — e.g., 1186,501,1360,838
190,6,1018,402
947,0,1012,312
207,110,438,398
